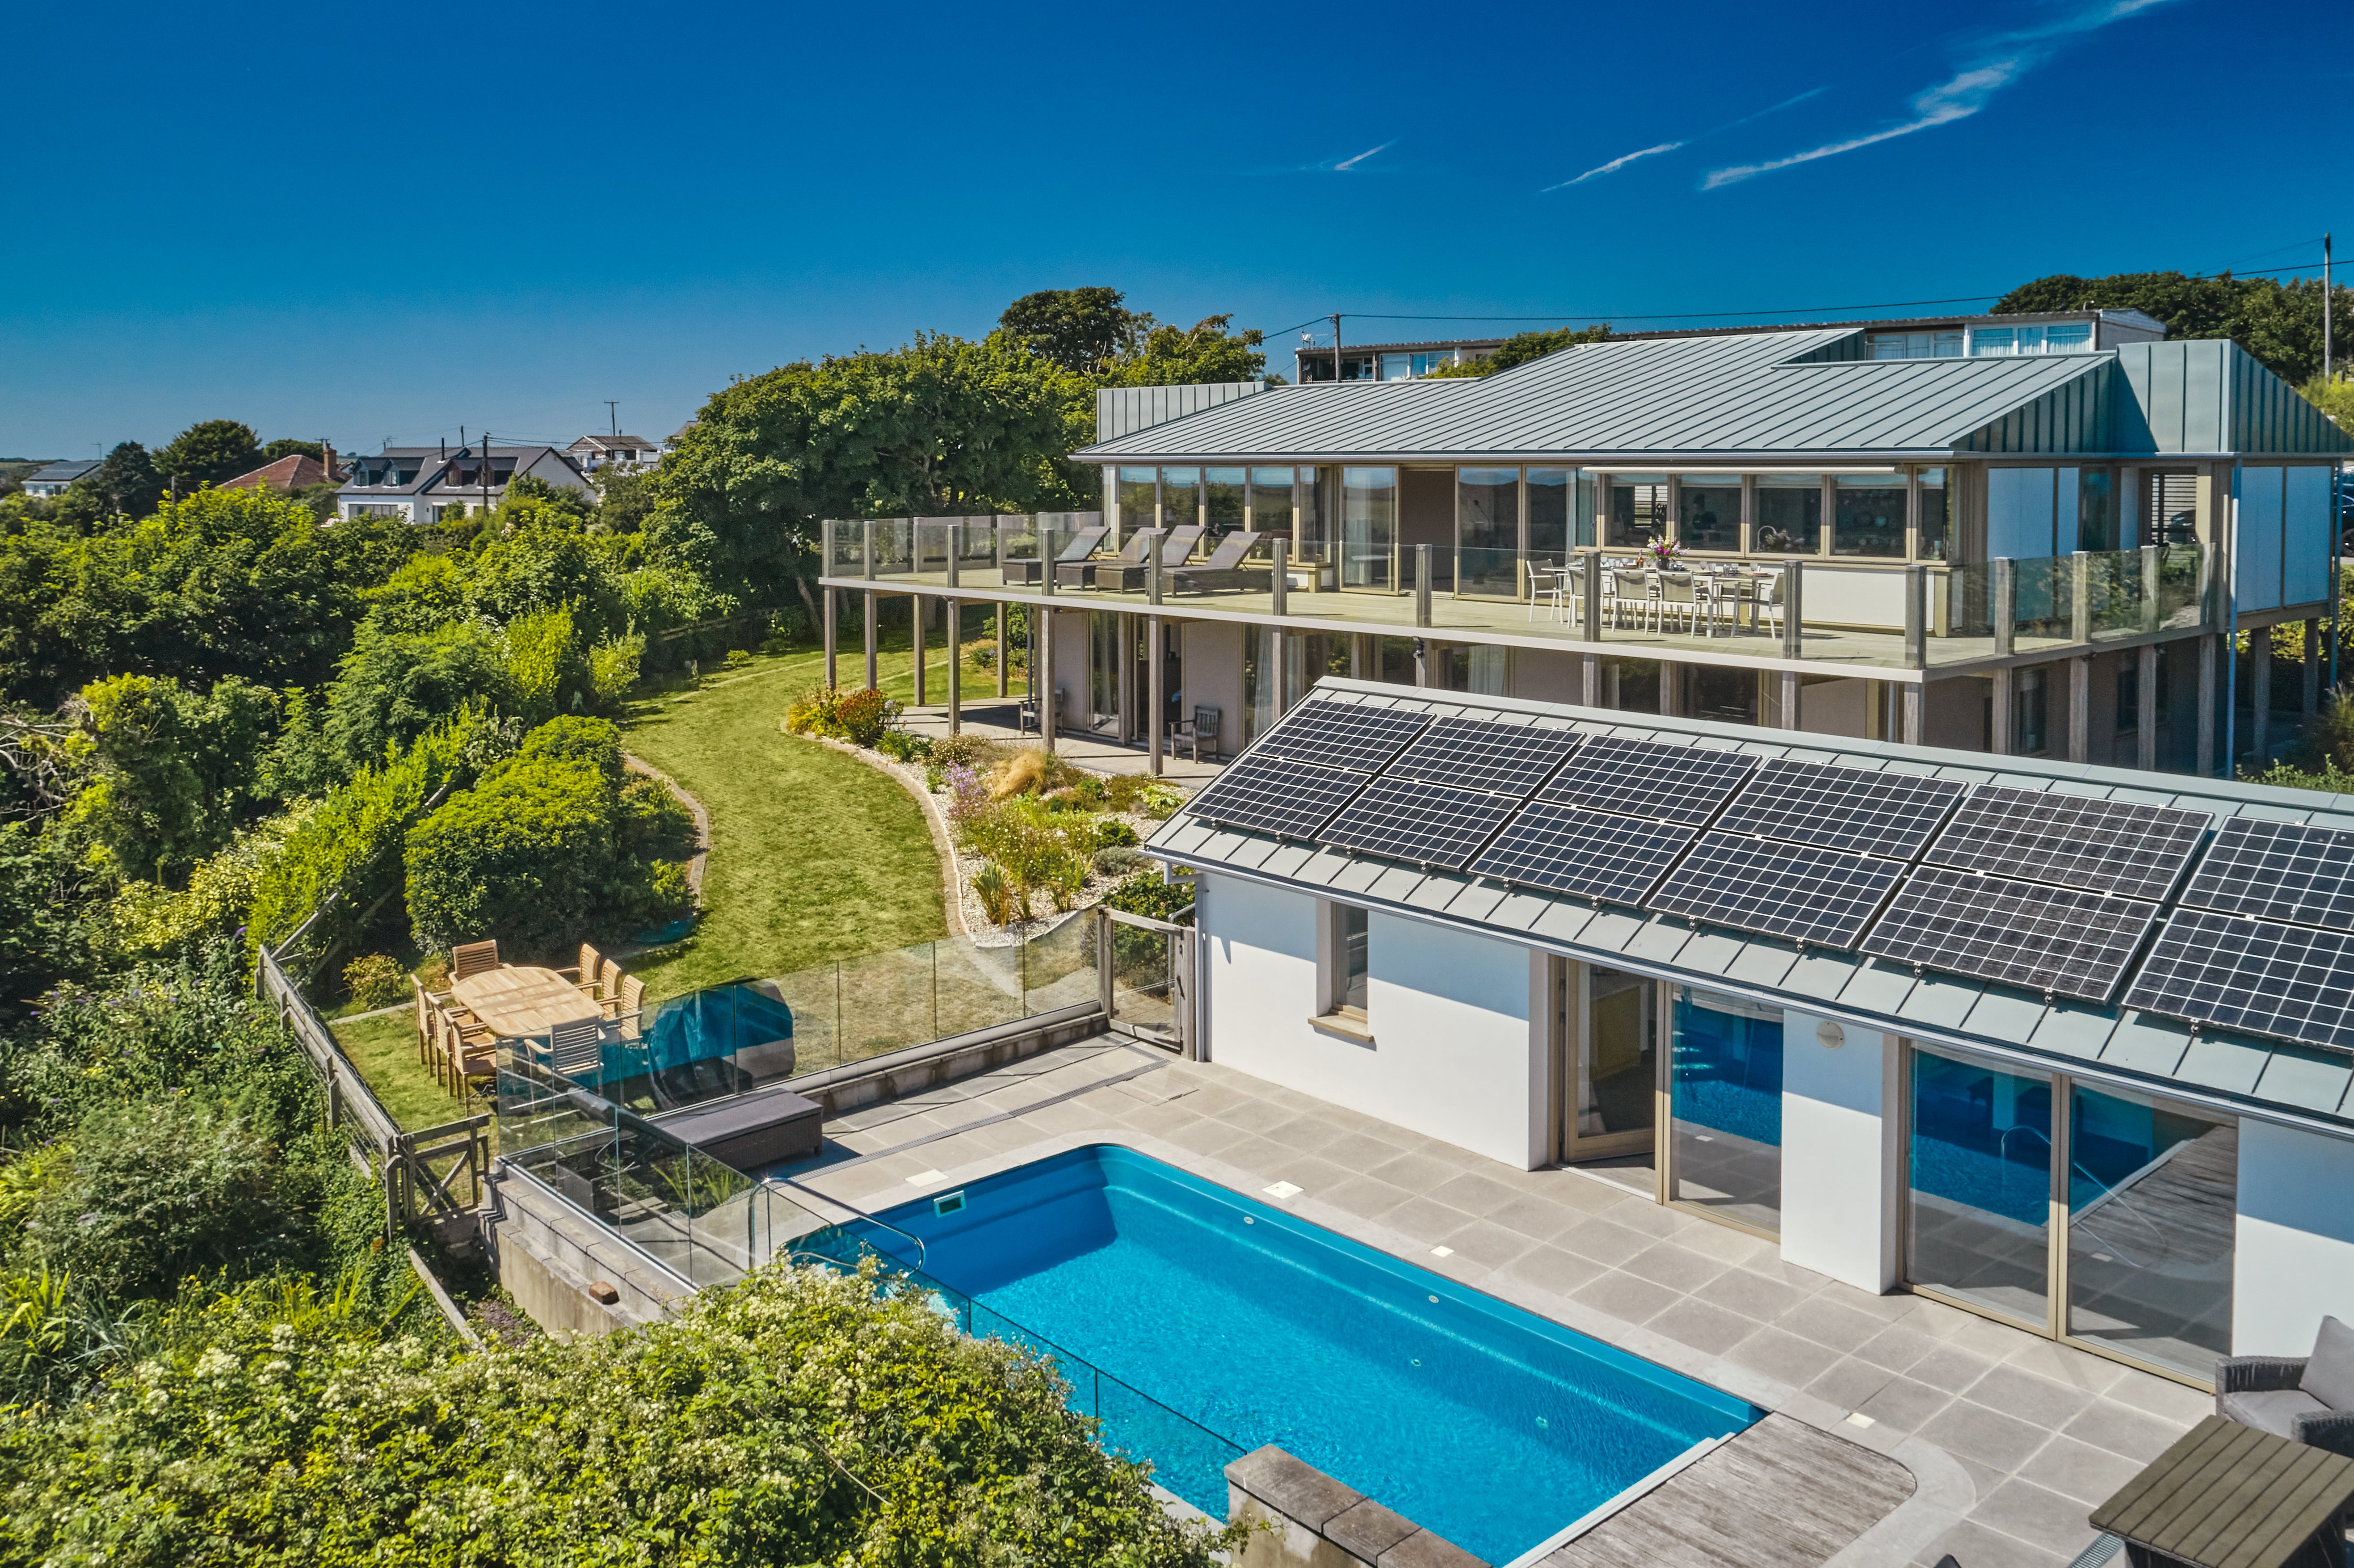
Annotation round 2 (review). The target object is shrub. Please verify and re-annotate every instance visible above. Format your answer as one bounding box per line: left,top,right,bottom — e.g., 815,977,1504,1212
989,747,1079,799
971,861,1022,926
930,732,1002,772
109,802,315,961
616,775,697,861
502,606,594,724
833,687,890,747
339,955,404,1010
1087,818,1141,851
1094,846,1151,876
723,647,751,670
1105,775,1186,819
404,733,618,955
1105,870,1195,925
783,684,837,735
942,763,991,825
875,730,932,764
586,632,644,709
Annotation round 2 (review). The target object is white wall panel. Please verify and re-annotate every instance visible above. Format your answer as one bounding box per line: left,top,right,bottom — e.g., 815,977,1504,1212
1780,1015,1900,1293
2234,1118,2354,1356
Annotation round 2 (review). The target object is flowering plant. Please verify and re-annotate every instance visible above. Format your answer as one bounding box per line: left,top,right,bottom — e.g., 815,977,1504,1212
1645,540,1684,566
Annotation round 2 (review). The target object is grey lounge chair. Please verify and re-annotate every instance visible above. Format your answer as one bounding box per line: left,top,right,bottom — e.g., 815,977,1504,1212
1093,524,1205,590
1170,531,1265,594
1059,527,1152,588
2216,1313,2354,1458
1002,525,1106,585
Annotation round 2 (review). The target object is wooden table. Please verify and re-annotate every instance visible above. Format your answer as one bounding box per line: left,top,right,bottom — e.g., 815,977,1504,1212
2090,1415,2354,1568
450,966,602,1039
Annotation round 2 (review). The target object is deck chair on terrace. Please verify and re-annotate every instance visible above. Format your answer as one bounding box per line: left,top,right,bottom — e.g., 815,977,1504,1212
1059,527,1150,588
1093,525,1205,591
1000,526,1107,585
1169,531,1265,595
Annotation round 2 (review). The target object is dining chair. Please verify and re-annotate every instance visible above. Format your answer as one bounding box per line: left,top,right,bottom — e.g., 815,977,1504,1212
434,1003,495,1092
561,943,603,997
598,957,622,1005
546,1019,604,1081
1663,574,1700,634
410,975,433,1066
1757,570,1788,639
450,940,500,980
602,975,646,1039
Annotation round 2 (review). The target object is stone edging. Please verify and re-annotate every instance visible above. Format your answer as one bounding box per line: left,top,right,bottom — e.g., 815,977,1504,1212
810,1120,1975,1568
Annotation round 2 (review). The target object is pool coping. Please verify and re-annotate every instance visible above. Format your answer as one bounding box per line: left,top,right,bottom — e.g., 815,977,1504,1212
768,1124,1975,1567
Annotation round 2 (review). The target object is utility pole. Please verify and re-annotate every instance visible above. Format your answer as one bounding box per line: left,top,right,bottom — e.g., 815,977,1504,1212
605,400,619,438
1330,312,1344,382
2326,233,2335,383
482,431,492,515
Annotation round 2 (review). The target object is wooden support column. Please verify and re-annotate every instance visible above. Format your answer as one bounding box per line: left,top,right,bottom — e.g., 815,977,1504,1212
2251,624,2273,767
1779,668,1800,730
2197,636,2217,777
1584,653,1603,709
1991,668,2013,756
1117,612,1135,743
1658,661,1677,717
2068,656,2091,764
996,604,1008,698
863,591,878,692
1039,608,1056,752
2137,644,2158,771
1147,614,1164,776
911,596,926,707
2304,617,2322,723
1902,682,1923,746
823,587,837,690
946,598,962,736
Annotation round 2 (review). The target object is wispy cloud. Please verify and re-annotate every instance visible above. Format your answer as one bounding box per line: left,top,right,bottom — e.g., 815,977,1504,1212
1247,138,1400,177
1330,139,1396,172
1541,88,1823,191
1703,0,2175,188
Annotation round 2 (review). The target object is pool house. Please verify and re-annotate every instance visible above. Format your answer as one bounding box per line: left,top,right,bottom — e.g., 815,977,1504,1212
817,318,2349,778
1149,677,2354,1391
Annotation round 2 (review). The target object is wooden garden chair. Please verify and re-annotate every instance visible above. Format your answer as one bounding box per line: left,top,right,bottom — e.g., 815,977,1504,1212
602,974,646,1040
450,940,501,980
560,942,604,998
545,1019,604,1081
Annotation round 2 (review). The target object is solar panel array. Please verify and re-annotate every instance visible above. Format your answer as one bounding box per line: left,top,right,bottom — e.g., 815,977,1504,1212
1925,786,2207,900
1174,694,2354,1058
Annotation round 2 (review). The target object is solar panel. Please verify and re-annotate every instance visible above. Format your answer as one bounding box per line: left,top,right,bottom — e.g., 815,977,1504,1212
1318,776,1522,869
2123,909,2354,1053
1182,754,1363,840
1924,785,2209,900
1649,832,1905,948
1384,717,1584,797
1469,801,1696,905
1539,735,1760,825
1862,865,2159,1002
1252,699,1431,773
1714,759,1963,859
2180,817,2354,933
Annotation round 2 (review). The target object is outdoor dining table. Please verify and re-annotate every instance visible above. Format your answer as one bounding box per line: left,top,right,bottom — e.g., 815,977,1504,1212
449,965,602,1039
2088,1414,2354,1568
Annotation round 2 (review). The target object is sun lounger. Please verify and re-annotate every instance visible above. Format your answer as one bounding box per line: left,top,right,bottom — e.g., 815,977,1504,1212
1093,525,1206,590
1058,526,1151,588
1169,531,1265,594
1002,525,1106,585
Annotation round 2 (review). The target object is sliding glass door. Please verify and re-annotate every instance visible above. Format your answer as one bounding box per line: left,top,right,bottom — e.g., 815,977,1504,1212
1668,985,1783,1233
1907,1049,2053,1326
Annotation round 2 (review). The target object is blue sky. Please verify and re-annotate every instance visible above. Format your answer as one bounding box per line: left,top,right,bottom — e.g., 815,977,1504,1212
3,0,2347,459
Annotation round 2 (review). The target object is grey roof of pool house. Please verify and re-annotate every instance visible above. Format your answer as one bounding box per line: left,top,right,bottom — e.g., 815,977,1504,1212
1076,330,2354,464
1147,678,2354,1138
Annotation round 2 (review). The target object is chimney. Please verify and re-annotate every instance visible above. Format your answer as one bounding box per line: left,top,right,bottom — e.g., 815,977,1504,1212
321,439,341,482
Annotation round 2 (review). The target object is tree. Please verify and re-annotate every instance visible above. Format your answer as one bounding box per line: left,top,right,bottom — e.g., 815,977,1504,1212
66,673,277,880
259,438,322,463
155,421,263,490
321,620,513,774
1099,314,1269,386
1423,324,1613,378
78,442,163,519
999,286,1144,376
1994,271,2353,385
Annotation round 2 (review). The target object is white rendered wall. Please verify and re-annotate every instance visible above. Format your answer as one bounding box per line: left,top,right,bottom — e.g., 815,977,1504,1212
1182,620,1247,755
1199,873,1547,1168
2233,1118,2354,1356
1778,1013,1901,1293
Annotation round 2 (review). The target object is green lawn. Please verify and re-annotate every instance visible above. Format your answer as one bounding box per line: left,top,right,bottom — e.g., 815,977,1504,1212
332,1008,470,1132
621,636,963,1000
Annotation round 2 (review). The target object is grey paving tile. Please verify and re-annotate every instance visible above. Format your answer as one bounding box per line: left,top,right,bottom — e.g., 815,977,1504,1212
1962,1363,2098,1429
1802,1356,1901,1413
1555,1219,1653,1268
1498,1245,1604,1298
1260,1115,1355,1157
1384,1196,1478,1244
1853,1324,1942,1374
1774,1294,1893,1352
1570,1269,1682,1325
1920,1399,2051,1472
1317,1130,1413,1172
1645,1296,1757,1357
1620,1241,1731,1293
1734,1250,1836,1292
1268,1154,1358,1196
2016,1434,2146,1506
1597,1196,1685,1238
2100,1369,2212,1425
1910,1519,2067,1568
1941,1311,2041,1360
1318,1174,1414,1221
1668,1220,1772,1265
1908,1342,2001,1393
1999,1336,2132,1395
2061,1400,2185,1464
1425,1171,1524,1218
1978,1480,2105,1558
1435,1218,1537,1271
1692,1266,1810,1324
1855,1375,1953,1433
1487,1193,1585,1242
1214,1096,1298,1135
1366,1150,1462,1196
1724,1327,1844,1388
1160,1117,1256,1158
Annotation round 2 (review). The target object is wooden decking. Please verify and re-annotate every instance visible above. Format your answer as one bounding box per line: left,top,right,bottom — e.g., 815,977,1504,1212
1540,1414,1915,1568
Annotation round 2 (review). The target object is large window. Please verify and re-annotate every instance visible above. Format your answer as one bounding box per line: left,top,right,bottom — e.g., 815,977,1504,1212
1753,474,1821,554
2066,1084,2235,1376
1832,475,1907,557
1908,1049,2054,1327
1577,969,1656,1151
1433,643,1507,694
1203,468,1246,539
1341,467,1398,591
1162,466,1202,532
1677,477,1741,552
1607,476,1668,548
1529,468,1572,562
1457,467,1521,598
1248,467,1295,541
2077,468,2117,553
1245,628,1347,740
1669,986,1782,1233
2015,666,2049,754
1870,330,1963,359
1116,467,1158,533
1919,468,1951,562
1335,905,1369,1012
1971,322,2094,356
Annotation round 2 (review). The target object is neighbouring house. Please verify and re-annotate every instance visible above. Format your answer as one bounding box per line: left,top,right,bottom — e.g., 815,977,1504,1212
565,434,666,474
817,310,2349,779
1150,675,2354,1387
1295,307,2170,383
216,443,345,493
336,443,590,523
19,459,99,497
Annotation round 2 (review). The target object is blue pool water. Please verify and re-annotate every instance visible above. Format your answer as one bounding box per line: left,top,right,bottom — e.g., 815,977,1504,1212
851,1146,1758,1562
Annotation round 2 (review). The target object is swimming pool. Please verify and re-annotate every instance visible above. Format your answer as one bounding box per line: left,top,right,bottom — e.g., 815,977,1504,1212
849,1146,1758,1562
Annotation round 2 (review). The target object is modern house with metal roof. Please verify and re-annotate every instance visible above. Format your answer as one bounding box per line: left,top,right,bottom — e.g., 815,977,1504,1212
18,458,99,498
1146,675,2354,1388
818,315,2348,779
336,443,589,524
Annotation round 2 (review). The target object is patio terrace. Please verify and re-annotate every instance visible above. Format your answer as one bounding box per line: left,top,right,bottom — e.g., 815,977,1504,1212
777,1039,2211,1568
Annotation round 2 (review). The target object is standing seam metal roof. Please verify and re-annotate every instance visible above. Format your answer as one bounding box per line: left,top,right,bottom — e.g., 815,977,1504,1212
1147,678,2354,1139
1080,329,2115,461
